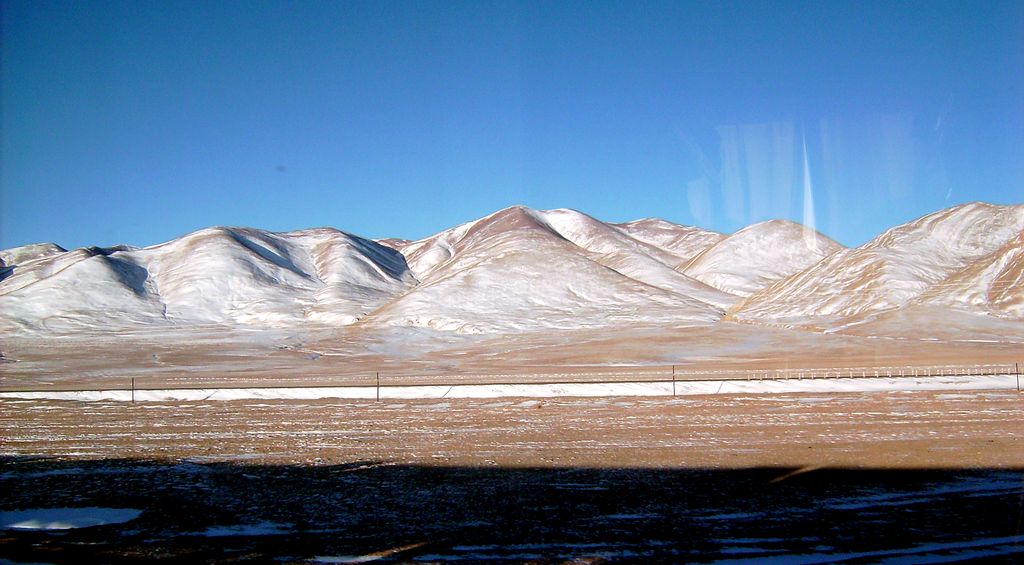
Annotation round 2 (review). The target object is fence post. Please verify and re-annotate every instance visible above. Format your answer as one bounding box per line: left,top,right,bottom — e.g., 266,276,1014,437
376,372,380,402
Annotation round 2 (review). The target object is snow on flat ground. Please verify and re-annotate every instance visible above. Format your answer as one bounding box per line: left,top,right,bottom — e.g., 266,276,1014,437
0,374,1016,402
0,507,141,530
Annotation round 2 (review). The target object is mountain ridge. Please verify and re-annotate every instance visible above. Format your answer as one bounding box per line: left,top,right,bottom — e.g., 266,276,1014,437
1,202,1020,335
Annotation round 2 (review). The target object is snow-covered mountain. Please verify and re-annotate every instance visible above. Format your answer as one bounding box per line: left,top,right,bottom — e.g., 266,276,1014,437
916,228,1024,318
727,202,1024,329
681,220,842,297
1,202,1020,335
0,227,415,331
368,206,731,333
0,245,168,330
611,218,725,264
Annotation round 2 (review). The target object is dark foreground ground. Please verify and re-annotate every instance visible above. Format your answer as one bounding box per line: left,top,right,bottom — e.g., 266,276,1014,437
2,392,1023,563
2,459,1023,564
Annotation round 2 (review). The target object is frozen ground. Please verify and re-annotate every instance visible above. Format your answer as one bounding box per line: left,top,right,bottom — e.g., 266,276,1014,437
1,391,1022,562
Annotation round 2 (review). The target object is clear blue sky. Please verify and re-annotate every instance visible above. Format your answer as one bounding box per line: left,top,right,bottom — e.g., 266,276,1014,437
2,1,1021,249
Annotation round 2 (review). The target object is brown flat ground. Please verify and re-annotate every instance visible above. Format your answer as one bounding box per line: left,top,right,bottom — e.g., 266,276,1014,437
2,391,1022,468
2,322,1022,390
2,391,1023,562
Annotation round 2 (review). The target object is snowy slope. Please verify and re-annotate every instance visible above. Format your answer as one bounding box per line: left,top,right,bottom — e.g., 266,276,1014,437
0,247,166,331
916,228,1024,318
1,247,105,297
532,208,737,309
135,227,415,325
612,218,724,264
682,220,843,296
387,207,735,310
291,228,417,323
382,216,484,283
0,243,67,269
728,203,1024,329
135,227,321,324
362,206,726,333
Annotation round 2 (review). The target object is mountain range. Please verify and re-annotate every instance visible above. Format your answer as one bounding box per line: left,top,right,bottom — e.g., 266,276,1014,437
1,202,1021,336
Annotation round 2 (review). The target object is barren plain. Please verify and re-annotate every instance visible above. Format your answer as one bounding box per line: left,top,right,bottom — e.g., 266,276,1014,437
2,390,1024,563
3,322,1023,391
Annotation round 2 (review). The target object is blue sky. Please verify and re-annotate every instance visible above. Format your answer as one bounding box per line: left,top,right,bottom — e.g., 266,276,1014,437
2,1,1021,250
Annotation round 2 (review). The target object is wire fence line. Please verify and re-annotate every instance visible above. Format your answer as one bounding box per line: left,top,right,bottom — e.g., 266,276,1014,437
1,362,1020,394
